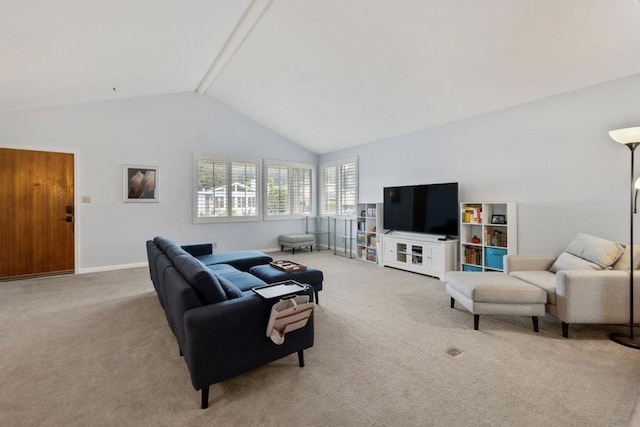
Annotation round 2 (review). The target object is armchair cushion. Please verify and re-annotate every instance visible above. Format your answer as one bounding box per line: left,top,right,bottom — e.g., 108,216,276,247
612,245,640,271
550,252,603,273
504,255,556,273
565,233,624,268
509,271,557,304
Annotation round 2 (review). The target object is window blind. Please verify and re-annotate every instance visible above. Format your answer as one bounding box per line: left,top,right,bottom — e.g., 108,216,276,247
194,154,260,223
320,157,357,216
265,161,314,218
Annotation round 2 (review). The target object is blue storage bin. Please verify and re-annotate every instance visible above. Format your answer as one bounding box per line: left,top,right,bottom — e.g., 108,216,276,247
485,247,507,270
462,265,482,272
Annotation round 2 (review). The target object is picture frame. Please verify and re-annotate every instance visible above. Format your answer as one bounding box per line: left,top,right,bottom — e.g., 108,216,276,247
123,165,159,203
491,214,506,224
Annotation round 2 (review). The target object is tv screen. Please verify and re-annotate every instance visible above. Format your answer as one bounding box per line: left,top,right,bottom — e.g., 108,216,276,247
383,183,459,236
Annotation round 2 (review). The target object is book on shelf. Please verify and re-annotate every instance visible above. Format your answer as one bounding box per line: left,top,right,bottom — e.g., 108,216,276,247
464,246,482,265
485,229,507,247
366,248,377,262
461,206,482,223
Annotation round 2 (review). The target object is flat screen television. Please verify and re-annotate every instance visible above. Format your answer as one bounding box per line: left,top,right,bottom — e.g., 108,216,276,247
383,182,459,237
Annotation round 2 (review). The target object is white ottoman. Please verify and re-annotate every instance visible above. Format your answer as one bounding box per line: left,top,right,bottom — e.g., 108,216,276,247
445,271,547,332
278,234,315,254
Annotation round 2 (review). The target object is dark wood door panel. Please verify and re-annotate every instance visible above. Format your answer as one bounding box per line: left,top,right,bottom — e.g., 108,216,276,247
0,148,74,278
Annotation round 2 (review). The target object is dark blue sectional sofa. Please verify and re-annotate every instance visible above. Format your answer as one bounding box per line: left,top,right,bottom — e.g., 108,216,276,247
146,236,314,409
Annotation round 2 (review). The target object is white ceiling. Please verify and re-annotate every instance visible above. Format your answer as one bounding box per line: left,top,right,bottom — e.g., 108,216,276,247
3,1,640,154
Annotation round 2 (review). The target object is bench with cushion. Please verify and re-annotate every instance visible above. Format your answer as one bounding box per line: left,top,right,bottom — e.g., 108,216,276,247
278,233,315,254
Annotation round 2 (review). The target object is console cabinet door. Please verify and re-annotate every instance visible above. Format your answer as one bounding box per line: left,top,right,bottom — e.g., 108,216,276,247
425,243,444,278
384,237,398,265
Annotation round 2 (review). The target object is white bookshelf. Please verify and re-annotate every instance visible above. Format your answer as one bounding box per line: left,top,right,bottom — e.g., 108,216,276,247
356,203,384,263
459,202,517,272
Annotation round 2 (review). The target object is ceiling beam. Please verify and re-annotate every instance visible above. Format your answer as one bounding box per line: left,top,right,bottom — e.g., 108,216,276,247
195,0,273,94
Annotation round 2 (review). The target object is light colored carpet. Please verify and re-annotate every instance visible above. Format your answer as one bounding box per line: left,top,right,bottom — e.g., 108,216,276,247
1,250,640,426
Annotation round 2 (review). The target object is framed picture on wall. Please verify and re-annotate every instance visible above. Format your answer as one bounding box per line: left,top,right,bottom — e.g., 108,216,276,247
123,165,159,203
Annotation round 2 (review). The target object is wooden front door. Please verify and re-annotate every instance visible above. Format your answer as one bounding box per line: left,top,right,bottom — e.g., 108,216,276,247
0,148,75,279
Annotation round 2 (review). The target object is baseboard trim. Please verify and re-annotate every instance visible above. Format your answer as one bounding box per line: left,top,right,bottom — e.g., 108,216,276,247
78,262,148,274
260,247,281,253
77,245,329,274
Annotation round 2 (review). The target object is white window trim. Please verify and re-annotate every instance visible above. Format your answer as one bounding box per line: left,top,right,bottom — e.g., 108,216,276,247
320,156,358,218
193,153,262,224
263,159,316,220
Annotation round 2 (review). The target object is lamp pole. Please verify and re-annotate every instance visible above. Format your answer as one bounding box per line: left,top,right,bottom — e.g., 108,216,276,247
609,128,640,349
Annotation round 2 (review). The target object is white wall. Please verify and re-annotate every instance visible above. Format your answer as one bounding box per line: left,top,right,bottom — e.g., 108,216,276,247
320,73,640,255
0,92,317,271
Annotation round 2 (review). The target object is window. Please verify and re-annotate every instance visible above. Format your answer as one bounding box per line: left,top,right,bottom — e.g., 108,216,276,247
320,157,358,217
194,154,261,223
265,161,314,219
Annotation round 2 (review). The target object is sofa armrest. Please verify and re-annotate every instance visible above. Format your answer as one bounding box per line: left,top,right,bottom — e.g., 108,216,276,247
181,243,213,257
555,270,632,324
504,255,557,274
182,287,314,390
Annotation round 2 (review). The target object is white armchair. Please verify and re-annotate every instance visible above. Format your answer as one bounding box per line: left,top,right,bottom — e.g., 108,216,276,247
504,253,640,338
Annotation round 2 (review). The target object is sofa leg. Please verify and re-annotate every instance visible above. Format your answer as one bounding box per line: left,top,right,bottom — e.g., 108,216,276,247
311,245,313,252
292,247,296,255
532,316,539,333
179,347,183,357
450,297,455,309
281,245,283,252
474,314,479,331
314,290,319,304
562,322,569,338
298,350,304,367
201,386,209,409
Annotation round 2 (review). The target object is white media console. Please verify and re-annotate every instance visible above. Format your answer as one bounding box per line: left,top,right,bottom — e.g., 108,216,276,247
380,232,458,281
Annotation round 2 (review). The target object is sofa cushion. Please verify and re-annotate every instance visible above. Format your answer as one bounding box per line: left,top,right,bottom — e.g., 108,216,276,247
509,271,557,305
166,245,189,262
173,255,227,305
216,275,244,299
612,245,640,271
565,233,624,268
195,251,273,272
154,236,179,253
207,264,239,275
214,269,267,292
550,252,603,273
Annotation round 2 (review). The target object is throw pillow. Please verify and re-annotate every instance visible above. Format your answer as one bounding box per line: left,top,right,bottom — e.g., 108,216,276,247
550,252,603,273
173,255,227,305
216,275,245,300
612,245,640,271
564,233,624,268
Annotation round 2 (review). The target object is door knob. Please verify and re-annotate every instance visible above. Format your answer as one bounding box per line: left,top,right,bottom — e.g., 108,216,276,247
65,216,73,222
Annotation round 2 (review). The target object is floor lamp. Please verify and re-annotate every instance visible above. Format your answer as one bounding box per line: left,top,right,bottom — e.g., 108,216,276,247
610,127,640,349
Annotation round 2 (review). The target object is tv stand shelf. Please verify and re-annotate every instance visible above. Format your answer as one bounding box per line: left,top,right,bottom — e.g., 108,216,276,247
381,232,458,281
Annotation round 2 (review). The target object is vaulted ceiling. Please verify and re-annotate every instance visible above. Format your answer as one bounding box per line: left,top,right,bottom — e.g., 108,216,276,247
3,0,640,154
